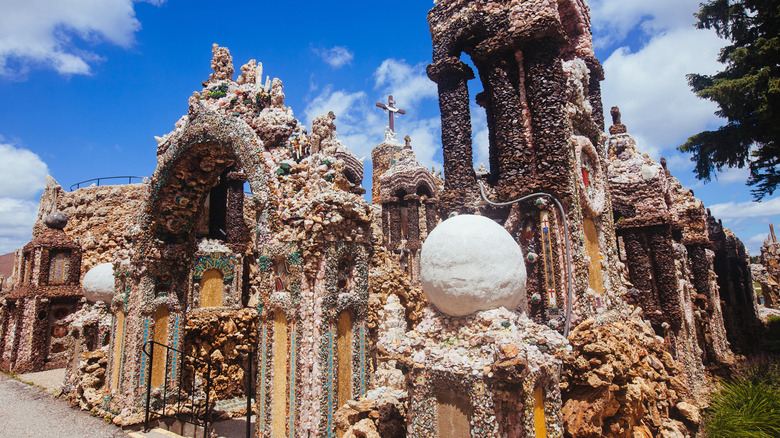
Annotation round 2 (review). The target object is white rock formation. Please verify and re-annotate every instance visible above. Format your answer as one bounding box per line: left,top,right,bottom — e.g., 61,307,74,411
82,263,115,303
420,214,527,317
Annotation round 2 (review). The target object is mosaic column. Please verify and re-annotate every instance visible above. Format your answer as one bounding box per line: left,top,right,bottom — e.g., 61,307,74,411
406,196,422,285
480,53,532,198
427,56,477,210
405,195,421,249
381,204,391,247
424,200,438,238
387,201,402,251
522,38,570,199
583,56,606,130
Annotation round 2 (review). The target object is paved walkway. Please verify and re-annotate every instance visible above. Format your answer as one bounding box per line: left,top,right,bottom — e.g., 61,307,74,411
0,373,128,438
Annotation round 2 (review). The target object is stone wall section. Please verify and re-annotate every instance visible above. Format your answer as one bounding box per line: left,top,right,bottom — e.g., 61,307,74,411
32,182,149,278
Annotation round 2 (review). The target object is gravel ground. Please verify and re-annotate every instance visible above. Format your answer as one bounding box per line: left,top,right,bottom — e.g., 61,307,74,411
0,373,128,438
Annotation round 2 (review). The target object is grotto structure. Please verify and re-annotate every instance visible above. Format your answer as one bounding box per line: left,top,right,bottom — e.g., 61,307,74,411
0,1,769,438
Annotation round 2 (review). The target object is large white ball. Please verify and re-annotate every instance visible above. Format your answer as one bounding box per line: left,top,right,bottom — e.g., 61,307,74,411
82,263,115,303
421,214,527,317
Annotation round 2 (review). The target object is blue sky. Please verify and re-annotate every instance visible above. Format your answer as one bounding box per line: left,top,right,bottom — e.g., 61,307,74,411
0,0,778,256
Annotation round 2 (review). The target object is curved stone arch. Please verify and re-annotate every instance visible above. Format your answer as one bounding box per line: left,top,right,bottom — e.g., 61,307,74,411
138,110,273,246
379,169,438,204
191,252,236,283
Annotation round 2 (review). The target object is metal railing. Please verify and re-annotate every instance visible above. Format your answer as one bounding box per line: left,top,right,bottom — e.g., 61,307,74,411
143,340,213,438
238,350,256,438
69,176,145,191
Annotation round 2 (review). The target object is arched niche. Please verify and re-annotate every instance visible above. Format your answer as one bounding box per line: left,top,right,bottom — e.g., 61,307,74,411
200,269,224,308
271,310,289,437
110,310,126,390
336,310,354,414
151,305,169,388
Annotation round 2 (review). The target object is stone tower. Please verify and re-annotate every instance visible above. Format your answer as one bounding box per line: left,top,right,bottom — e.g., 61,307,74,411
427,0,621,324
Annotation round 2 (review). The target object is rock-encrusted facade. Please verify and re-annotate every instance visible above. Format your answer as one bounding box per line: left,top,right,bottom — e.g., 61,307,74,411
427,0,623,332
89,46,375,438
0,214,83,372
606,110,738,401
31,177,147,276
372,133,439,285
753,236,780,307
0,2,768,438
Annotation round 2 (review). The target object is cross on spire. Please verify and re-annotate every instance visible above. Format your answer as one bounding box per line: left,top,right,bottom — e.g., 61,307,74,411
376,95,406,133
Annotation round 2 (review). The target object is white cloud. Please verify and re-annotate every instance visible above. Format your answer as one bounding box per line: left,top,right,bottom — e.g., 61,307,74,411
713,165,750,185
746,232,771,251
471,104,490,171
589,0,703,48
0,141,48,253
374,59,438,109
708,197,780,219
601,26,724,161
304,59,443,185
0,198,39,253
314,46,354,69
304,86,367,129
0,0,164,77
0,143,48,198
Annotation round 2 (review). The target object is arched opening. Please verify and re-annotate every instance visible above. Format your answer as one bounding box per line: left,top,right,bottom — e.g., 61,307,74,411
200,269,224,308
556,0,589,59
436,391,472,438
533,385,548,438
151,306,169,388
336,257,355,292
583,217,605,295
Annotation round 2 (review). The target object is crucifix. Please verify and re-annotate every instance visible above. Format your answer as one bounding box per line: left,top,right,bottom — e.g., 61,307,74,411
376,95,406,133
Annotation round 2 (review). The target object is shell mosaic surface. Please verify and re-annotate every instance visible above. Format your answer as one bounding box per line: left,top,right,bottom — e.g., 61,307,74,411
0,2,766,438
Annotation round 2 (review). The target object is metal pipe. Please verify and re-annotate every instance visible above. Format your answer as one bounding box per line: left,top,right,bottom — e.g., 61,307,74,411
477,181,575,337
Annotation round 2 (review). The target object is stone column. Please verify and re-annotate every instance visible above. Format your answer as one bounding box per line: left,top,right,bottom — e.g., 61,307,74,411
381,204,391,247
225,171,247,244
387,201,402,251
424,200,438,238
481,53,531,197
405,195,421,251
522,38,570,201
427,57,477,211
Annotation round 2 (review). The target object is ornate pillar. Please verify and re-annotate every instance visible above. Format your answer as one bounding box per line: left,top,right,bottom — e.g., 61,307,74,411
427,57,477,211
388,201,402,251
481,53,531,198
522,38,570,201
405,195,421,250
381,204,391,247
406,196,422,285
424,200,438,238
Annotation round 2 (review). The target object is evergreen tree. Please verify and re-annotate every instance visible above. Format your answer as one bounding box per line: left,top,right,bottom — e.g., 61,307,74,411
678,0,780,200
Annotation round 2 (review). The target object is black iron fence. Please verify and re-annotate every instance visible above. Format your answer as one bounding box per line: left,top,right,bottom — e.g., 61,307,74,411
69,176,145,191
143,340,213,438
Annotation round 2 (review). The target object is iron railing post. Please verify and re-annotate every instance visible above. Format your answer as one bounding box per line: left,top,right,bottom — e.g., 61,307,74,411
246,350,253,438
144,341,154,432
203,361,211,438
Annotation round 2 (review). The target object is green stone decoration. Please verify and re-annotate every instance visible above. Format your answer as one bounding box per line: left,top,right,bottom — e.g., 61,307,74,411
191,252,236,282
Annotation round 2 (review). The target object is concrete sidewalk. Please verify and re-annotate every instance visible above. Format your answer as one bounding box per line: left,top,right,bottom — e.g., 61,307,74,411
0,372,128,437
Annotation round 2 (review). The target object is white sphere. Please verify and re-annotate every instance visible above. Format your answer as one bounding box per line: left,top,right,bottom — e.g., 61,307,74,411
421,214,527,317
82,263,115,303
